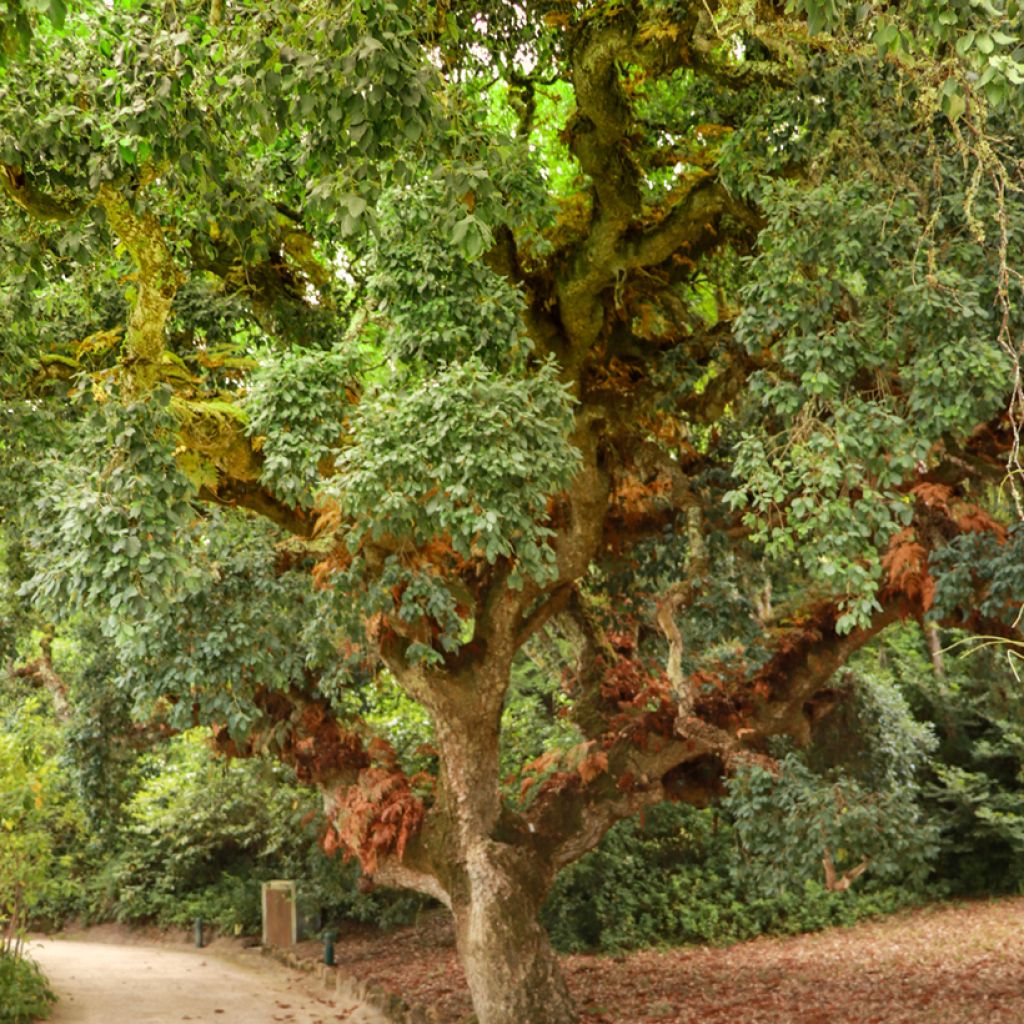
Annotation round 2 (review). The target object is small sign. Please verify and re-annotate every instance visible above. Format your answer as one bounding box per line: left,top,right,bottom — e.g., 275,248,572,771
261,880,297,947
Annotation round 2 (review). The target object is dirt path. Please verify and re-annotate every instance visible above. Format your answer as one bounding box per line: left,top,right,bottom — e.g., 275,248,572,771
28,938,388,1024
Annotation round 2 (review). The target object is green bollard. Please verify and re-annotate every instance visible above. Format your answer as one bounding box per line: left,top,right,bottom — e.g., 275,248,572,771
323,930,336,967
194,916,204,948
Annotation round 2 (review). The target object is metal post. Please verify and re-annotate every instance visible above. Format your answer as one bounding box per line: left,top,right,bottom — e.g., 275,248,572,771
194,917,204,948
323,930,335,967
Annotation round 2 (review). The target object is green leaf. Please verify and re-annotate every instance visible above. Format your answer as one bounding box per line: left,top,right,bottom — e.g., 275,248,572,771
47,0,66,29
943,88,967,122
875,22,898,53
955,31,976,57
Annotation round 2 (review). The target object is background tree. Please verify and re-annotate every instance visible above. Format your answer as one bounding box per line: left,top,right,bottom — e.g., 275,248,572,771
2,2,1023,1022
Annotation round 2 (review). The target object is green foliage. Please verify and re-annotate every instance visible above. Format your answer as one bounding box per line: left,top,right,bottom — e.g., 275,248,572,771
931,522,1024,628
0,953,55,1024
810,670,938,792
245,346,361,509
542,802,923,953
0,693,73,945
500,644,580,783
0,0,438,253
876,628,1024,893
91,731,422,935
789,0,1024,116
728,172,1013,629
366,181,529,368
724,752,938,895
357,671,436,775
333,358,579,587
24,390,198,640
0,678,100,932
119,510,315,736
56,631,147,839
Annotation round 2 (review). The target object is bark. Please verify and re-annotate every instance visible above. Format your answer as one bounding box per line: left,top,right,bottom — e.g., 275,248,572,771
0,162,84,221
924,622,946,679
398,655,577,1024
97,185,181,392
451,840,575,1024
12,634,70,722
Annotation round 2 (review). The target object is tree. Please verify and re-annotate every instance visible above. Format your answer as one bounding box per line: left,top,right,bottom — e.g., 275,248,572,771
2,2,1023,1022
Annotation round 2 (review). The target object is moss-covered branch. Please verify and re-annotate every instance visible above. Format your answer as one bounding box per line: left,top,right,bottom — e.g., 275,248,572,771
98,184,181,391
0,162,84,221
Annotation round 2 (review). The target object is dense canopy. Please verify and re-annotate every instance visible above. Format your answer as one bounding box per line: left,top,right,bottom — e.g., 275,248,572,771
2,2,1023,1022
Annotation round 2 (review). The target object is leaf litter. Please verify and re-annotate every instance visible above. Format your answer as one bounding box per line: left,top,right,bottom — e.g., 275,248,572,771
312,896,1024,1023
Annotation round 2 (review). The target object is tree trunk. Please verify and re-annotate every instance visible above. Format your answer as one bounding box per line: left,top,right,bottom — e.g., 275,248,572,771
924,622,945,679
452,838,576,1024
415,663,577,1024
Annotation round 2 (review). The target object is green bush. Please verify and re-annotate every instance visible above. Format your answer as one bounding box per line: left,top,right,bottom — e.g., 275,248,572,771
0,954,56,1024
92,730,424,936
724,751,939,896
854,624,1024,894
542,793,930,954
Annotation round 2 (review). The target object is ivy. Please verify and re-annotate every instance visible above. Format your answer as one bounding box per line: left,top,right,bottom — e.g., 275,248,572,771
366,181,531,371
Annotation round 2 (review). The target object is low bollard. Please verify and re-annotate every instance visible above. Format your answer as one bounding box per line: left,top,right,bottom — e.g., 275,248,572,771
194,916,204,948
323,930,336,967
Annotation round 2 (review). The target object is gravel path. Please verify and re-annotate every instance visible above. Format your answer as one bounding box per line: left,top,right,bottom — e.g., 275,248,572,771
28,939,387,1024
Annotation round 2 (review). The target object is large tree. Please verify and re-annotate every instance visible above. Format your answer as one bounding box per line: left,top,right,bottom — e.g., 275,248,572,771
2,2,1023,1021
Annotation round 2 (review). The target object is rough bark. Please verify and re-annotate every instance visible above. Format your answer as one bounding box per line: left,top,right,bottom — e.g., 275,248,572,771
451,840,575,1024
390,651,579,1024
924,621,946,679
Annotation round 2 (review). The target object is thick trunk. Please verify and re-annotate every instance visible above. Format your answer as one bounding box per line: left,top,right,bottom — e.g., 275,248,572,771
410,662,576,1024
452,838,575,1024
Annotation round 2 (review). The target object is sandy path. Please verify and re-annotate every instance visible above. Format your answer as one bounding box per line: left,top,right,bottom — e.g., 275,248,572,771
28,939,388,1024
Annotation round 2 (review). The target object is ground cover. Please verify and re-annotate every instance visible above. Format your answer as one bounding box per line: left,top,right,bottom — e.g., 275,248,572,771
315,897,1024,1024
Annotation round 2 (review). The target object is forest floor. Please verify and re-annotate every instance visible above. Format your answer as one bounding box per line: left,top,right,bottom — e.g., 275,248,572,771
295,895,1024,1023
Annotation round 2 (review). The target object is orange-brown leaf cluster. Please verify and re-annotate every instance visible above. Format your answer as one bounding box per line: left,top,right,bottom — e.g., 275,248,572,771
881,527,935,610
607,472,672,537
578,748,609,785
516,740,612,802
328,765,426,873
598,651,669,709
909,482,1007,542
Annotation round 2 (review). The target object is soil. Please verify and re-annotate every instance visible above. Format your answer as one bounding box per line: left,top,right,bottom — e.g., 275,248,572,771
27,934,387,1024
300,895,1024,1023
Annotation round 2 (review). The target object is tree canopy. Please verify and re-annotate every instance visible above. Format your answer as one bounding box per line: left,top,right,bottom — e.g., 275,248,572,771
2,2,1023,1022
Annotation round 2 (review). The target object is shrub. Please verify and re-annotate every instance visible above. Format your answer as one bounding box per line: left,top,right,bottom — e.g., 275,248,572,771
96,730,425,936
0,953,56,1024
542,785,932,954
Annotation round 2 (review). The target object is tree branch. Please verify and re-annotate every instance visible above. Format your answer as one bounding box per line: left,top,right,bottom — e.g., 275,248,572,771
0,163,85,221
10,633,70,721
197,479,314,537
98,185,182,391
